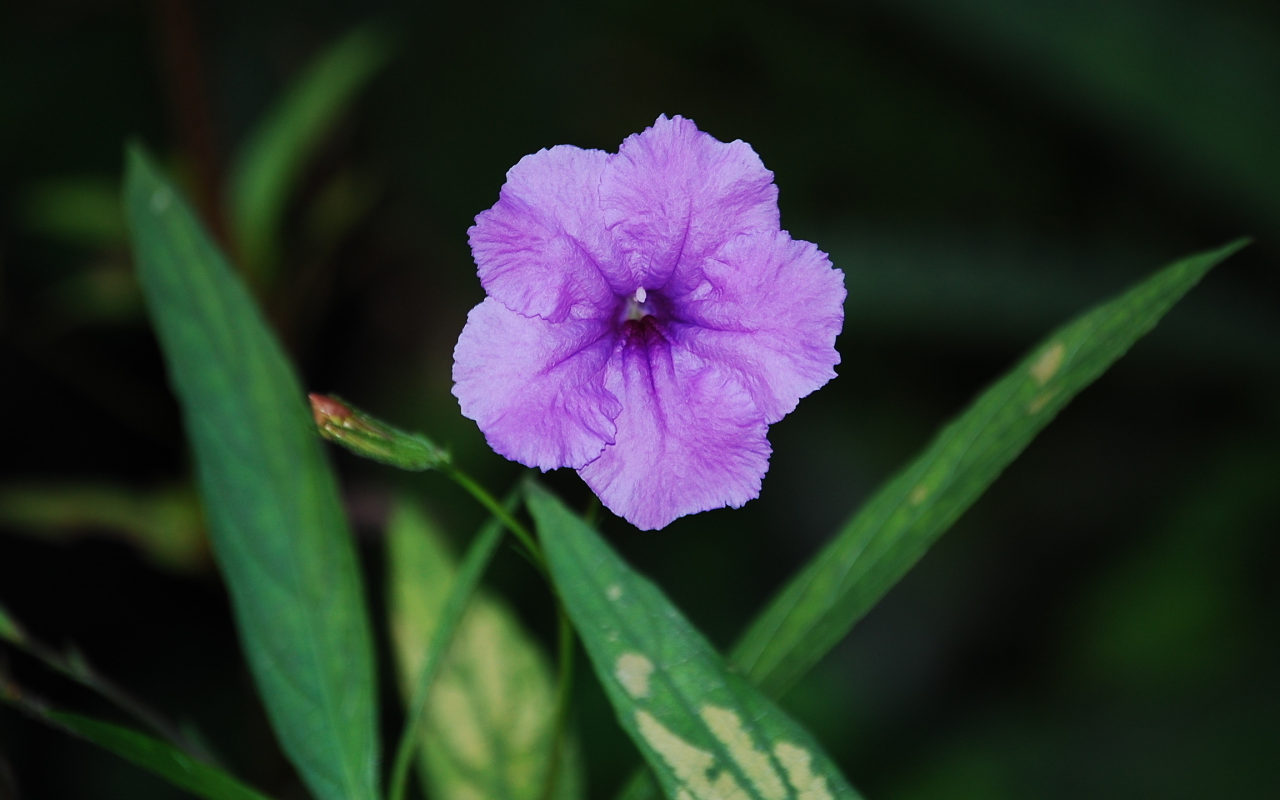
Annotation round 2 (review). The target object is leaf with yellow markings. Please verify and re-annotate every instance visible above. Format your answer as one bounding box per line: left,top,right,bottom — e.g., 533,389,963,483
528,483,862,800
387,499,582,800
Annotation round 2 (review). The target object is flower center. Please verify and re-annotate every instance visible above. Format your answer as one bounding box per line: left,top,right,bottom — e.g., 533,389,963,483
617,287,667,345
623,287,650,321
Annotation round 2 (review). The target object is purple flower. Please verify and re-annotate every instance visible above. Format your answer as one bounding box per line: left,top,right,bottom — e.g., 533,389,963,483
453,116,845,530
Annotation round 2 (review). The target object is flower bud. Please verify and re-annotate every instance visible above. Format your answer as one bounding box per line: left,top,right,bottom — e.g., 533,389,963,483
309,393,450,472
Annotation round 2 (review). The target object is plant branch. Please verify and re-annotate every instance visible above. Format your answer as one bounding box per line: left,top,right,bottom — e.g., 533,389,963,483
0,604,220,767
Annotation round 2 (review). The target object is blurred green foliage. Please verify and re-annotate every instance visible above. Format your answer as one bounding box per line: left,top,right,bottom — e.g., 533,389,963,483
0,0,1277,798
21,177,128,249
387,498,582,800
0,482,205,572
226,23,395,287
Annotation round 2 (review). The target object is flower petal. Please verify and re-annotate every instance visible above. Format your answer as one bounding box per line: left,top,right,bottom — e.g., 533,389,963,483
577,335,771,530
599,115,780,295
671,230,845,423
453,298,620,470
469,145,615,322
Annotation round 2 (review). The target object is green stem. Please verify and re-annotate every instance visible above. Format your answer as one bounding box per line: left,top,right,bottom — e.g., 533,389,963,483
444,464,545,574
0,611,220,767
308,393,543,570
537,602,576,800
386,501,511,800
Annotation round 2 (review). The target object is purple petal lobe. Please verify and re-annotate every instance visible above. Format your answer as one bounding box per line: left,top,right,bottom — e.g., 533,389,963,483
578,337,771,530
599,115,780,295
672,230,845,423
469,145,615,322
453,298,620,470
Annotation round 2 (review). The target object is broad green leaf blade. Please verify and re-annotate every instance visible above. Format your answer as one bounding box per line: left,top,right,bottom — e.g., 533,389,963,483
125,146,378,800
528,483,863,800
227,24,394,283
731,240,1248,698
388,499,583,800
50,713,274,800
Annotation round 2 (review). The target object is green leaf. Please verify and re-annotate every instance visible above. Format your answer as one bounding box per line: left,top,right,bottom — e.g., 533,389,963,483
387,499,583,800
528,482,863,800
731,239,1248,698
50,713,275,800
227,23,394,283
124,145,378,800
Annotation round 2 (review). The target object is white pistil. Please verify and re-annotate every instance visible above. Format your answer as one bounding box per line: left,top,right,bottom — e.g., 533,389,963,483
624,287,651,322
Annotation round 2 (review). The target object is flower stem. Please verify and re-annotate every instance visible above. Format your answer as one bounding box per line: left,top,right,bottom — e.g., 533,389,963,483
443,464,546,575
306,393,545,572
386,504,510,800
305,393,577,800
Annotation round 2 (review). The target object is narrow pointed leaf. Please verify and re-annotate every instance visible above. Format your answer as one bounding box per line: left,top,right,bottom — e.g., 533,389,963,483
731,240,1248,698
388,499,583,800
125,145,378,800
227,23,394,282
51,713,274,800
529,483,862,800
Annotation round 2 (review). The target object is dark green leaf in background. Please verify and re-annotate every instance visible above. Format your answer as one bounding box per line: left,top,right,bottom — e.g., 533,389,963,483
731,239,1248,698
50,713,275,800
0,482,206,572
0,601,22,644
226,23,394,285
125,146,379,800
529,483,863,800
890,0,1280,231
1,673,273,800
387,499,583,800
21,176,129,249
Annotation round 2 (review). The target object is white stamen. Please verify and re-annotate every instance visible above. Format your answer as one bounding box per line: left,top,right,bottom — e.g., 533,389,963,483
634,287,647,304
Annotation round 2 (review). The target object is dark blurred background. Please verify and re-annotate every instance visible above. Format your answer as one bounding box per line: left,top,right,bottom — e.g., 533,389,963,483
1,0,1278,798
